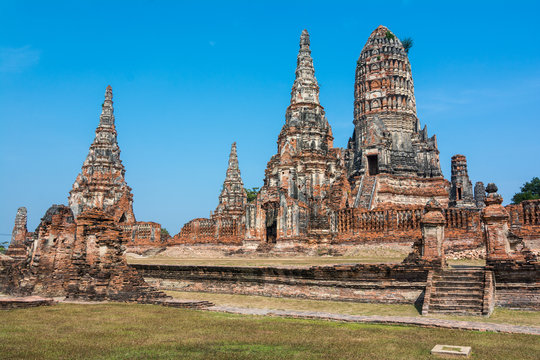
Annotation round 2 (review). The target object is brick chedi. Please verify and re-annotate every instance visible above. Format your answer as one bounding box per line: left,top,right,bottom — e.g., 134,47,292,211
244,30,350,248
0,87,168,303
212,142,247,220
5,207,29,259
346,25,449,209
449,154,475,208
69,85,135,225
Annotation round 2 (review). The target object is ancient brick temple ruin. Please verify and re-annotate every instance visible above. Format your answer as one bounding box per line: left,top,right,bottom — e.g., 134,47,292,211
167,26,540,254
2,26,539,313
346,26,448,208
0,86,168,302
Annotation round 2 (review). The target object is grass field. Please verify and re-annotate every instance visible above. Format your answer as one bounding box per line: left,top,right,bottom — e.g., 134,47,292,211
0,303,538,360
166,290,540,327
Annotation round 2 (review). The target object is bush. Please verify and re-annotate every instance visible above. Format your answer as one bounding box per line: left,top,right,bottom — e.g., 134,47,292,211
401,37,413,53
245,187,260,202
512,177,540,204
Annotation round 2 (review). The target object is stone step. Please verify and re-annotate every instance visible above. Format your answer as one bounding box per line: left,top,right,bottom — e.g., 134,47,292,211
434,271,484,277
431,290,484,299
433,279,483,286
429,304,483,312
428,308,483,315
430,298,483,306
433,275,484,281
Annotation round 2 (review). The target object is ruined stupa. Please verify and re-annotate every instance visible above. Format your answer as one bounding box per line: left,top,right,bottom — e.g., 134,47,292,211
69,85,135,224
346,25,449,208
212,142,247,220
244,30,350,246
0,86,167,302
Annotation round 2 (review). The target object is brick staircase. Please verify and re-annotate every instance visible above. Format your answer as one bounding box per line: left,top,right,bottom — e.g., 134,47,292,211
422,268,494,316
354,175,377,209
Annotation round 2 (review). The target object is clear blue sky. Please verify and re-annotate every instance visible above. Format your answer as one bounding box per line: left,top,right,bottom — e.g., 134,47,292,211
1,0,539,238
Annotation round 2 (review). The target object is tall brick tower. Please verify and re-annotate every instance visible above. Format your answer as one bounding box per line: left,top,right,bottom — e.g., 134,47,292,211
68,86,135,224
449,154,475,208
347,25,449,208
245,30,350,246
213,142,247,219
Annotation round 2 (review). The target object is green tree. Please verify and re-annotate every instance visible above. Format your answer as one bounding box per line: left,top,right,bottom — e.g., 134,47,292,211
401,37,413,53
512,177,540,204
0,241,8,254
160,228,170,239
245,187,260,202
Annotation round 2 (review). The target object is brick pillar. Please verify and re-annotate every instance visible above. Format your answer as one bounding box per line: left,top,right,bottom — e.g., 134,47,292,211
481,183,512,261
420,199,446,267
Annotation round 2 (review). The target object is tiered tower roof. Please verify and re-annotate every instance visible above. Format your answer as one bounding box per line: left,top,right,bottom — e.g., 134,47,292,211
68,86,135,223
214,142,247,218
354,25,418,133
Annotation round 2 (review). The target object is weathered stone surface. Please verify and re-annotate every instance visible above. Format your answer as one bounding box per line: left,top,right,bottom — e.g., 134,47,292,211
5,207,29,259
482,184,537,264
346,25,448,208
212,142,247,220
0,296,55,310
68,85,135,224
0,87,168,303
449,155,475,208
169,143,246,245
243,30,350,248
135,263,428,305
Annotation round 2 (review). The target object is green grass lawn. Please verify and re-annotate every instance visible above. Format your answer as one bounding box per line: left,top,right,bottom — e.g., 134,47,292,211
0,303,538,360
166,290,540,327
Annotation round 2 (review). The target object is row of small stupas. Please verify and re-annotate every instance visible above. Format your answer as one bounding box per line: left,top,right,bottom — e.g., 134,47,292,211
5,26,540,254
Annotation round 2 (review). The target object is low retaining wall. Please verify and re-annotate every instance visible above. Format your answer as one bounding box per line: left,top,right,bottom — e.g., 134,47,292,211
133,264,428,305
132,263,540,310
489,262,540,310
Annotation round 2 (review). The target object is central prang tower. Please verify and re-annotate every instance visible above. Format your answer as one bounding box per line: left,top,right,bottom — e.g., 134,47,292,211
244,30,350,247
346,25,449,208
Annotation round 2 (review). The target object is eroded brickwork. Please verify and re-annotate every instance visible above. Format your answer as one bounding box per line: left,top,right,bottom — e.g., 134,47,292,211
169,144,246,245
346,25,448,208
1,87,168,302
5,207,29,259
212,142,247,220
243,30,350,249
449,155,475,208
69,86,135,224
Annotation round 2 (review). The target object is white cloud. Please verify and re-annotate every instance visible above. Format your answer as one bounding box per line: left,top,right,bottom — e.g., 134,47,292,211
0,46,40,73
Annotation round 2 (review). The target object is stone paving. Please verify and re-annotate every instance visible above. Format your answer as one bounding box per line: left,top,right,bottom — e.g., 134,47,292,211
207,305,540,336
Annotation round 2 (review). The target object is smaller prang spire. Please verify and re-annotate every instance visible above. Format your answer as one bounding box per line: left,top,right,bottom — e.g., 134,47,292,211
69,85,134,223
290,29,320,106
213,142,247,219
100,85,115,126
224,142,242,183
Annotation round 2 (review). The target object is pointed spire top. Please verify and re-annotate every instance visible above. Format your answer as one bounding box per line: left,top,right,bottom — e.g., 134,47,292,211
105,85,113,101
214,142,246,218
290,29,320,106
226,142,240,180
300,29,310,50
100,85,115,126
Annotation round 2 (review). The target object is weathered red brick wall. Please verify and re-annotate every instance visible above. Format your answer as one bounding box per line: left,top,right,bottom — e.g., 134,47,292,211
169,217,243,245
134,263,428,304
121,221,163,246
334,206,482,250
132,262,540,309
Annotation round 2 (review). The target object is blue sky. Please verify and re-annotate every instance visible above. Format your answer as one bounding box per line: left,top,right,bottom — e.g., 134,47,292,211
1,0,539,238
